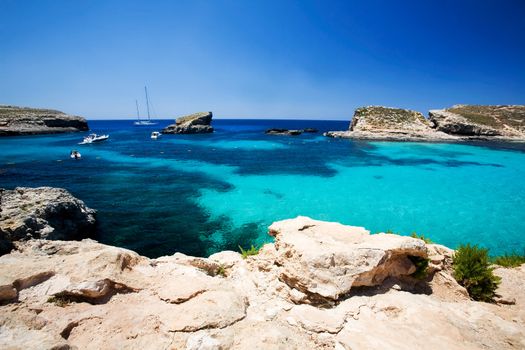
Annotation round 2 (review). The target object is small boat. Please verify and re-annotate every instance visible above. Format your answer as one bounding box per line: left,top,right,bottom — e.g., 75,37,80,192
70,150,81,159
79,133,109,145
151,131,162,139
134,87,157,126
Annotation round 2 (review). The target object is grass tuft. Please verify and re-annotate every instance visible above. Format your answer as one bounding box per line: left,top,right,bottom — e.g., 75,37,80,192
239,244,260,259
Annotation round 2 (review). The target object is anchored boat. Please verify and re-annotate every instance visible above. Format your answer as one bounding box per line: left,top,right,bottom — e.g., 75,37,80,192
134,86,157,126
151,131,161,139
79,133,109,145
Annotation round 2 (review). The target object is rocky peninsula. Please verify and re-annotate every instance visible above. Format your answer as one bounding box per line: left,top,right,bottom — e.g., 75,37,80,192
326,105,525,142
0,105,89,136
162,112,214,134
0,193,524,350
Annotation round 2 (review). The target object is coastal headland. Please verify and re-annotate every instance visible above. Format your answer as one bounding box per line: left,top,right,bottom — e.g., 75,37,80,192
325,105,525,142
0,105,89,136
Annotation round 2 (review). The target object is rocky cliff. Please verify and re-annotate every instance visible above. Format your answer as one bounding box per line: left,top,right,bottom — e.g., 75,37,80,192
1,216,523,349
0,105,89,136
162,112,214,134
326,105,525,142
429,105,525,139
0,187,96,254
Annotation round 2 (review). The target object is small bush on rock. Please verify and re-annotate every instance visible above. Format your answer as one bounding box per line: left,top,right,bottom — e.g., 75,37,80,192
408,255,429,280
491,251,525,268
410,232,433,244
239,244,259,259
453,244,500,302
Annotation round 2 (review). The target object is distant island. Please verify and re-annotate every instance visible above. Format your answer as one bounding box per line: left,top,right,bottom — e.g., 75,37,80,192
325,105,525,142
0,105,89,136
162,111,214,134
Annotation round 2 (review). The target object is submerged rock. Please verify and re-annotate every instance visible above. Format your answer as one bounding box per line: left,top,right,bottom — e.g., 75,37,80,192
0,105,89,136
0,187,96,248
265,128,303,136
0,216,524,349
162,112,213,134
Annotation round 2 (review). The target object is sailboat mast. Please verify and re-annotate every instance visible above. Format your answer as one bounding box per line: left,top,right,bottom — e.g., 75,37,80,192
145,86,151,121
135,99,140,120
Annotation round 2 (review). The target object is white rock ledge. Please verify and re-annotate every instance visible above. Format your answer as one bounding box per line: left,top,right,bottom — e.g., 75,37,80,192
0,216,524,349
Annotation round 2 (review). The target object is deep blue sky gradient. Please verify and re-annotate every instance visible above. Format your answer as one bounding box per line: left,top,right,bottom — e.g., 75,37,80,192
1,0,524,119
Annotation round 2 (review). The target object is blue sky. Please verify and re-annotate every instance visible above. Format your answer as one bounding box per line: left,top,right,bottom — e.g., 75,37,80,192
1,0,524,120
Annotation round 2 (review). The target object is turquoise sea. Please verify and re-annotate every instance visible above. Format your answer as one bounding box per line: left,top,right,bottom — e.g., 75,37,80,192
1,119,524,257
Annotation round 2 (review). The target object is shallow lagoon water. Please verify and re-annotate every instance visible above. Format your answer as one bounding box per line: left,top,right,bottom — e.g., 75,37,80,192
1,119,524,257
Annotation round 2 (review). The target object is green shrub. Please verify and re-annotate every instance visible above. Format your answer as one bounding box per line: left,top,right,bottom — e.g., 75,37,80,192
410,232,433,244
216,264,227,277
239,244,259,259
453,244,501,302
491,252,525,268
408,255,429,280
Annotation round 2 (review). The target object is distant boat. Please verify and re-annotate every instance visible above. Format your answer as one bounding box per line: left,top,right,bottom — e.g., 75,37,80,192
151,131,161,139
70,150,81,159
79,133,109,145
134,86,157,126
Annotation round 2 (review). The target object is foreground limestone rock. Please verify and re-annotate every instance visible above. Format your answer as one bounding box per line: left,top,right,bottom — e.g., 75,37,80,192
0,105,89,136
162,112,213,134
429,105,525,139
0,187,96,250
0,217,524,349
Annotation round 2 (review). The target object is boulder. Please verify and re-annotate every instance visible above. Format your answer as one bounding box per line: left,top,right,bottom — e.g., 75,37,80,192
162,112,213,134
0,105,89,136
0,187,97,246
269,216,427,302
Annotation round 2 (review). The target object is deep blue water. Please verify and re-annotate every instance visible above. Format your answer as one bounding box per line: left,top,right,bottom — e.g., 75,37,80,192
1,119,524,257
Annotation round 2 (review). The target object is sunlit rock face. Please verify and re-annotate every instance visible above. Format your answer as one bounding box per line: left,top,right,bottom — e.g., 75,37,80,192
162,111,214,134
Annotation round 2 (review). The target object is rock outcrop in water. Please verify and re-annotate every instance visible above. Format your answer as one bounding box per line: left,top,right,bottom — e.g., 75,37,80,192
325,105,525,142
1,216,523,349
325,106,455,141
429,105,525,139
265,128,318,136
0,105,89,136
0,187,96,252
162,112,213,134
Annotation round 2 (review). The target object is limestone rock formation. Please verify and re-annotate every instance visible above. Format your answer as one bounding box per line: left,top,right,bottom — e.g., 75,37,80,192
0,216,524,349
162,112,213,134
0,105,89,136
0,187,96,249
325,105,525,142
429,105,525,139
325,106,455,141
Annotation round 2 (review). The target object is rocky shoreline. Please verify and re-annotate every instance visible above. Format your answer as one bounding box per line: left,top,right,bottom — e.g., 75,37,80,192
325,105,525,142
0,105,89,136
0,186,524,349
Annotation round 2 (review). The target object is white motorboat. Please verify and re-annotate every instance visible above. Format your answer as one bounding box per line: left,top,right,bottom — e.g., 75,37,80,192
79,133,109,145
151,131,161,139
134,86,157,126
70,150,81,159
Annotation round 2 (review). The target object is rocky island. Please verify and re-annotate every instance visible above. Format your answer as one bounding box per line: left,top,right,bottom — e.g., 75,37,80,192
326,105,525,142
0,105,89,136
0,187,524,349
162,112,214,134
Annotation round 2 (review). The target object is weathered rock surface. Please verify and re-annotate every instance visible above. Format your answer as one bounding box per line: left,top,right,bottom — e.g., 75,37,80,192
162,112,213,134
325,106,455,141
0,216,524,349
429,105,525,139
0,187,96,248
0,105,89,136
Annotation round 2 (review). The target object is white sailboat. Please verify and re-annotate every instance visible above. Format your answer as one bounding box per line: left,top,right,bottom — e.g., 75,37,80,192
134,86,157,126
